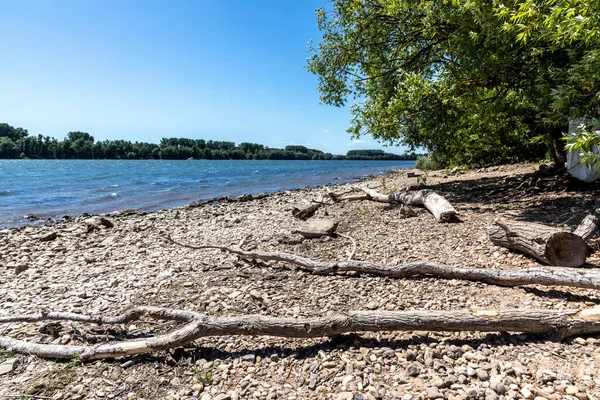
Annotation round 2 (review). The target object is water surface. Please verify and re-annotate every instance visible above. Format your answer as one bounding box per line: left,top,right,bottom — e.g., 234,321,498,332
0,159,415,227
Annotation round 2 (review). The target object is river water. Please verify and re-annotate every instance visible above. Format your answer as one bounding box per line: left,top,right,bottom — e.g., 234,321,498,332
0,159,415,227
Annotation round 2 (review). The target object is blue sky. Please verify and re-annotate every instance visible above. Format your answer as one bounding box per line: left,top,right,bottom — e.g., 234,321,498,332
0,0,409,155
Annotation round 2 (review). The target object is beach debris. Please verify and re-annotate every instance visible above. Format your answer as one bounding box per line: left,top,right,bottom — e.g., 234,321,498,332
573,207,600,241
291,203,321,220
2,305,600,360
39,231,58,242
328,187,457,222
168,235,600,291
490,218,588,267
85,216,114,232
294,219,338,238
277,235,304,245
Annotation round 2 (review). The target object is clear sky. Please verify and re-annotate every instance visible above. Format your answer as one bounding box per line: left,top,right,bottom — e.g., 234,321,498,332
0,0,408,155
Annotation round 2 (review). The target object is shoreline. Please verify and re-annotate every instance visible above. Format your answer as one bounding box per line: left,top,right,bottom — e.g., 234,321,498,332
2,162,600,398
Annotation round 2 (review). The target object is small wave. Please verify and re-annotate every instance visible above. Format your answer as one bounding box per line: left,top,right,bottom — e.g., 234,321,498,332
111,193,117,197
0,190,12,196
108,184,119,188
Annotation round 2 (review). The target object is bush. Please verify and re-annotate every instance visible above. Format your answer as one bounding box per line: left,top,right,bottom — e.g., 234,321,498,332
414,153,448,171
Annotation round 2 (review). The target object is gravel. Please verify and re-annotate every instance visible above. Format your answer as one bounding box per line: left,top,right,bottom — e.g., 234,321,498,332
1,163,600,399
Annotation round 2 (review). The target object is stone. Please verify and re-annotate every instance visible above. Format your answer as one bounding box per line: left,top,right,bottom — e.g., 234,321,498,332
40,232,58,242
85,217,114,231
425,387,443,399
294,219,338,238
405,363,420,377
476,368,489,381
336,392,354,400
485,391,498,400
192,383,204,392
308,373,318,390
214,394,231,400
0,358,16,375
520,387,534,399
14,264,29,274
490,381,506,395
565,385,580,395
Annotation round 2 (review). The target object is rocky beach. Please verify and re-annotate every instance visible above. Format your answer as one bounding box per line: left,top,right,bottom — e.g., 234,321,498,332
1,163,600,399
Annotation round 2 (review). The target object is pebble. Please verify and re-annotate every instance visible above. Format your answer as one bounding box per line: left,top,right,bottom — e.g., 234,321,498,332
425,387,443,399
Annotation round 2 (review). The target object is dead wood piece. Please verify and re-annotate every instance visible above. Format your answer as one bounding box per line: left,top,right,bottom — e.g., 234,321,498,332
3,306,600,360
574,208,600,241
327,187,370,203
490,218,588,267
358,187,458,222
399,205,418,218
292,203,321,220
167,236,600,291
390,190,458,222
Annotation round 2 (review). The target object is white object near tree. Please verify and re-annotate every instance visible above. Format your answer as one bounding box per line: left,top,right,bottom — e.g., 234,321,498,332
567,119,600,183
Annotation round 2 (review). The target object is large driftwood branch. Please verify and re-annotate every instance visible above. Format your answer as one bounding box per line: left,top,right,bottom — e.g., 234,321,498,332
167,236,600,291
3,306,600,360
490,218,588,267
328,187,458,222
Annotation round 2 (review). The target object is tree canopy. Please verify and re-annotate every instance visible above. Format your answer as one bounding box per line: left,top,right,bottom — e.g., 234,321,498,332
307,0,600,166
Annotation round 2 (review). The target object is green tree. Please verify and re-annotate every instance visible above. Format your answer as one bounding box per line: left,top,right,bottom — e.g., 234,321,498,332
307,0,596,166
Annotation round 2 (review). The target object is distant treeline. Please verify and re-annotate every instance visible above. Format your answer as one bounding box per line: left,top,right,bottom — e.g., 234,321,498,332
0,123,420,161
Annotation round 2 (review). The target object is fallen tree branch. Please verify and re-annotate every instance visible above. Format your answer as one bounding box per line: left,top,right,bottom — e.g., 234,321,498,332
337,233,357,261
292,203,321,220
328,187,458,222
167,236,600,291
574,208,600,241
2,306,600,360
490,218,588,267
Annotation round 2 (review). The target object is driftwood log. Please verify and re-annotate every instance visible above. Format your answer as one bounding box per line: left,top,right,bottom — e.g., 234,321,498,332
292,203,321,220
2,306,600,360
490,218,588,267
574,208,600,241
329,187,458,222
168,237,600,291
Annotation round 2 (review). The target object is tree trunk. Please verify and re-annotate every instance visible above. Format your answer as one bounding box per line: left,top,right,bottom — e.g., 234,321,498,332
490,218,588,267
391,190,458,222
549,125,568,170
357,188,458,222
574,208,600,241
3,306,600,360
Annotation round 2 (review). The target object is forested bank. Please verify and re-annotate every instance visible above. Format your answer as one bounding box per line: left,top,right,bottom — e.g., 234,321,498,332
0,123,418,161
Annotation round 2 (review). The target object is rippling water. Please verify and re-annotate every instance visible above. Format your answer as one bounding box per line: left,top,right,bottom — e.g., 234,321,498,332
0,159,415,227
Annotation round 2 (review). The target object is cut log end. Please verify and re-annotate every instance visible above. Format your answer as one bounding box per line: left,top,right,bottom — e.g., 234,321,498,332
490,218,588,267
546,232,588,267
439,210,460,223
